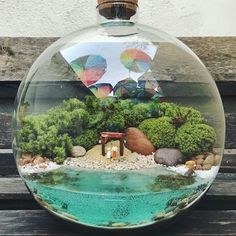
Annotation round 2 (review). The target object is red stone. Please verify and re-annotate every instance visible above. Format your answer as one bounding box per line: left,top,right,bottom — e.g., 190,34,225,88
125,128,155,155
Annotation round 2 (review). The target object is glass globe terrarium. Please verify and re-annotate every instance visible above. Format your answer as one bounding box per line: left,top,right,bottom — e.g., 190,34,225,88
13,0,225,229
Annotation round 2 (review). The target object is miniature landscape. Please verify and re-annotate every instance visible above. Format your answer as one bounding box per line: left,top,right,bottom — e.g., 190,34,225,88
17,96,220,177
15,96,221,227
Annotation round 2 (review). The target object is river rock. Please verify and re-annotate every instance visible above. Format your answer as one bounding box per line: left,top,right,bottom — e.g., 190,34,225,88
203,154,215,165
185,160,196,170
196,154,205,159
125,128,155,155
202,164,212,170
154,148,185,166
22,153,33,162
196,158,204,165
33,156,45,165
19,153,33,165
72,146,86,157
196,164,202,170
184,169,194,177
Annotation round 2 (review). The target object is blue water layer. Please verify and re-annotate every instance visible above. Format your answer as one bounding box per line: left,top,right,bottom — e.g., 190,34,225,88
25,167,209,228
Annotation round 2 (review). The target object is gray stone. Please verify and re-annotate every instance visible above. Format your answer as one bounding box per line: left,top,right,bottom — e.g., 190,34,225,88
154,148,185,166
184,169,195,177
71,146,86,157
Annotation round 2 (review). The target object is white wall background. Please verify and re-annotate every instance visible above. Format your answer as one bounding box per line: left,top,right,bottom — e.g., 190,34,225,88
0,0,235,37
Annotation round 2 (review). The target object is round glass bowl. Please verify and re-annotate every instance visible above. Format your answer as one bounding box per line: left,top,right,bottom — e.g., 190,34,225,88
13,23,225,229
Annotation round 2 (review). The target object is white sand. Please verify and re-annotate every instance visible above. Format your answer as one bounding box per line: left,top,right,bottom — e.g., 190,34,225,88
19,161,61,175
168,165,219,179
195,166,220,179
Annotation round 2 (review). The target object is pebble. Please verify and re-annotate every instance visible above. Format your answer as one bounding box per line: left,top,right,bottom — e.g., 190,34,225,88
202,164,212,170
33,156,45,165
184,169,194,177
154,148,185,166
19,153,33,166
203,155,215,165
196,158,204,165
66,152,157,171
39,163,47,169
196,164,202,170
185,160,196,170
177,198,189,208
196,154,205,159
22,153,33,160
71,146,86,157
186,152,221,172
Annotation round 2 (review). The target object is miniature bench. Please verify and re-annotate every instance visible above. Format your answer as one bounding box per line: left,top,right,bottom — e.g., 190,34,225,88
0,37,235,235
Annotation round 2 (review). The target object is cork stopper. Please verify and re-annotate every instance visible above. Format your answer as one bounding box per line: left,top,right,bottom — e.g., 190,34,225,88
97,0,138,20
97,0,138,6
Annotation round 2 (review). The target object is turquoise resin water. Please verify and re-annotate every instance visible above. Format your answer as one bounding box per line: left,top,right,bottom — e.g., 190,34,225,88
24,167,209,228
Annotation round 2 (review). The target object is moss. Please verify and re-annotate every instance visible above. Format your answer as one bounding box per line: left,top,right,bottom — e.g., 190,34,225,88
18,117,73,163
118,99,135,110
84,95,101,112
60,98,86,111
88,111,105,131
53,147,66,164
139,117,176,148
129,103,152,127
159,102,204,127
46,108,89,138
75,129,99,150
18,97,215,162
105,113,126,132
175,123,217,156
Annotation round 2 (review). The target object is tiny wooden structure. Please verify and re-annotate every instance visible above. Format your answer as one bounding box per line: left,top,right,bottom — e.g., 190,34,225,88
100,132,125,156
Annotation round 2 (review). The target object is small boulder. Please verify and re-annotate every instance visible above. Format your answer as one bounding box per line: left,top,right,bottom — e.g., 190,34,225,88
72,146,86,157
21,153,33,163
196,158,204,165
184,169,194,177
154,148,185,166
39,163,47,169
19,153,33,166
196,154,205,159
196,164,202,170
33,156,45,165
202,164,212,170
185,160,196,170
203,154,215,165
125,128,155,155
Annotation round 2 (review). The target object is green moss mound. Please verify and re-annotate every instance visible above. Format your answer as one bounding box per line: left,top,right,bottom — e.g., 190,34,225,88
138,117,176,148
75,129,99,150
18,117,73,164
159,102,205,126
175,123,217,156
18,96,216,163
